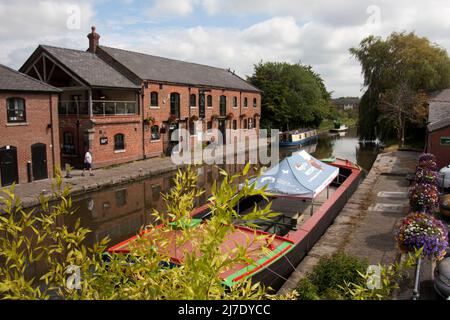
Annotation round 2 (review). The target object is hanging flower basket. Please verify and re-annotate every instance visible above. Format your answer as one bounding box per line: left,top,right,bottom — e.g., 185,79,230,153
190,114,199,121
395,212,448,260
254,113,261,118
168,114,177,122
415,167,439,185
409,182,439,213
239,114,246,119
143,116,155,125
226,112,234,120
211,114,219,120
419,153,437,164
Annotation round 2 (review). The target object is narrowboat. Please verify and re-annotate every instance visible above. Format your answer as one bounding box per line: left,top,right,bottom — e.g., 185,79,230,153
279,129,318,147
107,151,362,291
329,121,348,132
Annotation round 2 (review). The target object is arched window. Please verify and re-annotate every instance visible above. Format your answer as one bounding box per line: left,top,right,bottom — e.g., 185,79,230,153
243,119,247,129
190,94,197,107
114,134,125,151
233,97,238,108
207,95,212,107
150,92,158,107
219,95,226,116
170,92,180,118
243,97,248,108
248,118,253,129
151,125,160,140
207,121,212,130
232,120,237,130
189,120,197,136
253,98,257,108
6,97,26,123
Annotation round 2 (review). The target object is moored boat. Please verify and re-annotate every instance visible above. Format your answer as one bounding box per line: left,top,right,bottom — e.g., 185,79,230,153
329,121,348,132
107,151,362,291
279,129,318,147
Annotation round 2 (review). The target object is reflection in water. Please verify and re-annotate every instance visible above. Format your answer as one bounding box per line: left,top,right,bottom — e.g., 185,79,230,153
64,126,379,247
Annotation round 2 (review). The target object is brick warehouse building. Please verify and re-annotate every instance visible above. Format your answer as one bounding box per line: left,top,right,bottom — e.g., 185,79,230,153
19,27,262,169
0,64,60,187
426,89,450,169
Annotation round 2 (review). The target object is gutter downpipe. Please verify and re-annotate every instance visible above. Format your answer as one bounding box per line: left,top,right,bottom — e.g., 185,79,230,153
49,94,56,177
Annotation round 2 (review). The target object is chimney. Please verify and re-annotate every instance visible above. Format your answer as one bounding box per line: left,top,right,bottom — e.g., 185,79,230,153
87,26,100,53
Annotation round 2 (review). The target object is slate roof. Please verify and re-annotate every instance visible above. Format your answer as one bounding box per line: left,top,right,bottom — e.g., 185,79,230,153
0,64,60,93
98,46,261,92
428,89,450,124
21,45,140,90
428,117,450,132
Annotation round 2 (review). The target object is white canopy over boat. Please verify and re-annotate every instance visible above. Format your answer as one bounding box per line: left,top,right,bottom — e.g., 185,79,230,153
251,150,339,199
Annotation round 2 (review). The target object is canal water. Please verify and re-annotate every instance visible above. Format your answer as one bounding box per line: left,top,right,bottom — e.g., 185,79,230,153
62,127,380,248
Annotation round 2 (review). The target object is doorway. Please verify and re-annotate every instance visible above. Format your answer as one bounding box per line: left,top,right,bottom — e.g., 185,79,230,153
0,146,19,186
31,143,48,181
218,119,227,145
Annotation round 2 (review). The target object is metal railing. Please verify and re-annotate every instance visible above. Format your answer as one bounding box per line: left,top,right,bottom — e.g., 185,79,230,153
58,100,137,116
58,100,89,115
92,100,137,116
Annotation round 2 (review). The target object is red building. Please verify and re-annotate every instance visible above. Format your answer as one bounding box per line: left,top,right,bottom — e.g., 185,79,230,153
427,89,450,169
20,27,262,169
0,64,60,186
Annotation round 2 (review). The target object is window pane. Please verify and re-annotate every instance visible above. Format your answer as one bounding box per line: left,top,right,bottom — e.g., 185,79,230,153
7,98,25,122
151,125,160,140
114,134,125,150
190,94,196,106
151,92,158,106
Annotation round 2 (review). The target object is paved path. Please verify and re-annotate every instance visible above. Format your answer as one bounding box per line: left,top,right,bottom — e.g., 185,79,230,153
278,150,436,298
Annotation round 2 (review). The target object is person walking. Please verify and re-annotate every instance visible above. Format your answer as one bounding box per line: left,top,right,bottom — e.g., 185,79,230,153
82,148,94,176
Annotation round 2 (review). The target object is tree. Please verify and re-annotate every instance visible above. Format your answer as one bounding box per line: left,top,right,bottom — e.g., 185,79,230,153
378,82,428,147
0,166,295,300
350,32,450,141
248,62,333,131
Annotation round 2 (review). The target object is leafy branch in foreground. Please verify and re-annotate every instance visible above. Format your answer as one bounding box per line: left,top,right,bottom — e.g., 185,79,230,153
0,164,292,300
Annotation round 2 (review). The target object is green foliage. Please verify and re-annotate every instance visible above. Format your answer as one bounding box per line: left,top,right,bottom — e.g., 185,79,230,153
309,251,368,295
294,278,320,300
0,165,293,300
339,251,420,300
294,250,420,300
350,32,450,140
248,61,334,131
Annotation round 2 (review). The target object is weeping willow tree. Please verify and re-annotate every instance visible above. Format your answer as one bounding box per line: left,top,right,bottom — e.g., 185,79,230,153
350,32,450,141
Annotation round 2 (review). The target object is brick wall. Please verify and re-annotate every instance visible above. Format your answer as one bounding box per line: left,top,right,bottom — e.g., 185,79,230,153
142,82,261,154
427,126,450,169
0,92,60,185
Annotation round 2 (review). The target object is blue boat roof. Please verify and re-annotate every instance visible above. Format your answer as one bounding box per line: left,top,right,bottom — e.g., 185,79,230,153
250,151,339,199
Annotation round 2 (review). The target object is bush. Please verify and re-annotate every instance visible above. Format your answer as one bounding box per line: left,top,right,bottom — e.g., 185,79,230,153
295,252,368,300
308,252,368,294
295,278,319,300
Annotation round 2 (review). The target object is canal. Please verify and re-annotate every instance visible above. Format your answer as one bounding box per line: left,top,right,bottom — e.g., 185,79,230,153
61,127,380,248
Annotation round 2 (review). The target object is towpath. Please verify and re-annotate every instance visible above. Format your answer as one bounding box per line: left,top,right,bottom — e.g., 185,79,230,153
277,150,445,299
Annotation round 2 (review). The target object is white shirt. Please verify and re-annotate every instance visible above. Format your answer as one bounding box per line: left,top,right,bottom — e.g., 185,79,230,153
84,151,92,164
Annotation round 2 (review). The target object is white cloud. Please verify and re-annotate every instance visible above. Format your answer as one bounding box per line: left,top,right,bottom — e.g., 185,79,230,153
146,0,199,19
3,1,450,98
0,0,95,67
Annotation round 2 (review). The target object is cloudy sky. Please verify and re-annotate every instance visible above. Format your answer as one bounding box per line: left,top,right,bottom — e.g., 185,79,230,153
1,0,450,97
